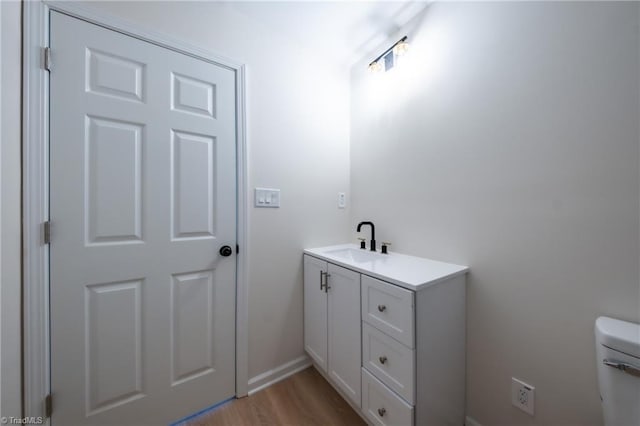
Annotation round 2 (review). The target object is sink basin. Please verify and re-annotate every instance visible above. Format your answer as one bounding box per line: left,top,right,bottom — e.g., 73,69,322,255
324,247,385,263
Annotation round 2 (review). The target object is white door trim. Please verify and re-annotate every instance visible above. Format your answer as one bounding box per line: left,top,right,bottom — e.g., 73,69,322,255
23,1,249,420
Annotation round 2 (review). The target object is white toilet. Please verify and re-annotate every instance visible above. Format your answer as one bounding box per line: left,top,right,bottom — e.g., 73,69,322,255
595,316,640,426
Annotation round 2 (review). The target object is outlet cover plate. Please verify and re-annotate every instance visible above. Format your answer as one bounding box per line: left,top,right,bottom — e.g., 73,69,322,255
338,192,346,209
511,377,535,415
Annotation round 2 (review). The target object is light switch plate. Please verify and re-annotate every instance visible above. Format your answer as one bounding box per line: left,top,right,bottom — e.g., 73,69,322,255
255,188,280,208
338,192,346,209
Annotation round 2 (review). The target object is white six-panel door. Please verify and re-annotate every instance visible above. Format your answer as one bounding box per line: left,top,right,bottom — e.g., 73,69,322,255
49,11,237,425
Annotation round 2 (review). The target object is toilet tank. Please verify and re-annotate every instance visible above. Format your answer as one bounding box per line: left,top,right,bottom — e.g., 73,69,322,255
595,317,640,426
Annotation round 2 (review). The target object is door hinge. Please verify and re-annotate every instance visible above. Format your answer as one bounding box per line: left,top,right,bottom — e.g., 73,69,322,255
43,221,51,245
43,47,52,72
236,244,239,254
45,394,52,418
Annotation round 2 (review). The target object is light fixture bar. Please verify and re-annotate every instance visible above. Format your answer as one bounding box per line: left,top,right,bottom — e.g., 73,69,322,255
368,36,408,68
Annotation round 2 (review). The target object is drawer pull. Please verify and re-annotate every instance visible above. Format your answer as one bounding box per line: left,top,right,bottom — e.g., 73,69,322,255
377,407,386,417
379,355,388,364
377,304,387,312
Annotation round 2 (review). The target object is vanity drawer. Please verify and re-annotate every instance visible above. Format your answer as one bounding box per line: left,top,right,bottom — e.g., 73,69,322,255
363,322,415,404
362,368,413,426
362,275,414,348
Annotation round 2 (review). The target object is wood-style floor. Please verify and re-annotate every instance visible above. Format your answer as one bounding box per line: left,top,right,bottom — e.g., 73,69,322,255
186,367,365,426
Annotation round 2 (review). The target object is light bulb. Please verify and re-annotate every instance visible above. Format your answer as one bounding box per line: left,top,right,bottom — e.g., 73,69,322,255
393,40,409,57
368,61,382,73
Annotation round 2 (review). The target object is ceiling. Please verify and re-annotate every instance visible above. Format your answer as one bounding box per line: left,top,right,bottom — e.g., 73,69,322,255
229,1,431,69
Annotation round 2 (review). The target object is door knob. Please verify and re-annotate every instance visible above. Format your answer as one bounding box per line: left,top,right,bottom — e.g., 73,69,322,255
219,245,233,257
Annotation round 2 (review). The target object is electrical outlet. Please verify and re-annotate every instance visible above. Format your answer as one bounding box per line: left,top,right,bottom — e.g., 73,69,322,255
511,377,534,415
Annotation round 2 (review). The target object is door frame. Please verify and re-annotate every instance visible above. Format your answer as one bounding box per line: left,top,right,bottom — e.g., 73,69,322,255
23,1,249,420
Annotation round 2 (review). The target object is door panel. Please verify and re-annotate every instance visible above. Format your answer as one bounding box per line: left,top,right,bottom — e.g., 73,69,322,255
87,48,145,102
86,116,143,244
170,270,215,385
49,11,237,425
171,130,216,239
86,280,144,415
171,73,216,117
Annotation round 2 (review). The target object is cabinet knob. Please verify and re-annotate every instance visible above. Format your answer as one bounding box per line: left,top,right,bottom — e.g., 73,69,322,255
377,304,386,312
379,355,388,365
378,408,386,417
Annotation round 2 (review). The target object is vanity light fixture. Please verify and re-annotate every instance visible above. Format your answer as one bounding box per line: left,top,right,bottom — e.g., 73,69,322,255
368,35,409,73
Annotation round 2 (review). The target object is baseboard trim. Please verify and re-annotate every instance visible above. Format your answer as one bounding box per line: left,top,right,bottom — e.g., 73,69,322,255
247,355,311,395
465,415,482,426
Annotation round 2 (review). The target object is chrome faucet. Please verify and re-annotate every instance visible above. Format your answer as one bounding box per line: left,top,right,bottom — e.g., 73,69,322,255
357,221,376,252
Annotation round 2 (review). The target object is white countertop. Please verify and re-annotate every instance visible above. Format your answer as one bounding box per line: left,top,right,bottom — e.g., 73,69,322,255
304,243,469,291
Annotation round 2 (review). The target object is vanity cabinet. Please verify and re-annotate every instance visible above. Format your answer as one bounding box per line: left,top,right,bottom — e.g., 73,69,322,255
303,255,362,408
303,246,468,426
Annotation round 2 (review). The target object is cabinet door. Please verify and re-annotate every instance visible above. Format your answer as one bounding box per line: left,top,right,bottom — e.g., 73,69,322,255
327,263,362,408
304,255,328,372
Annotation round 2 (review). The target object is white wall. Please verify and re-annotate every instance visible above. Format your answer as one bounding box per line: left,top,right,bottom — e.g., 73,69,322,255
80,1,351,380
0,0,23,418
350,2,639,425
